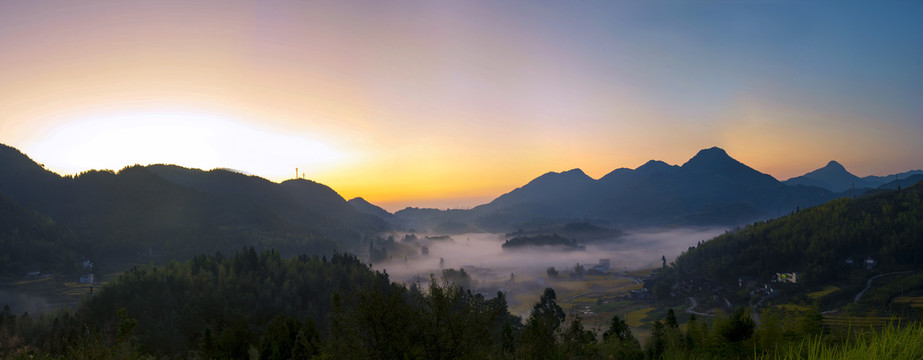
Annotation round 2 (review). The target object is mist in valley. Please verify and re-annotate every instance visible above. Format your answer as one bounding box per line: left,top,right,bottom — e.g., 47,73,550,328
375,227,726,314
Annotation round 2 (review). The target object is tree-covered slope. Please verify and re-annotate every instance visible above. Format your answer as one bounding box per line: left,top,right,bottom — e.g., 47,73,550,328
0,194,87,274
671,180,923,287
77,250,390,357
0,143,385,271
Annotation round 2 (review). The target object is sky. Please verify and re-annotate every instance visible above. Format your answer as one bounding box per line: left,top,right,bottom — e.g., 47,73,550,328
1,1,921,211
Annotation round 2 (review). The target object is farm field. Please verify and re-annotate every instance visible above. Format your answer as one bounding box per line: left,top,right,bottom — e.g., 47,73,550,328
0,272,120,315
893,296,923,308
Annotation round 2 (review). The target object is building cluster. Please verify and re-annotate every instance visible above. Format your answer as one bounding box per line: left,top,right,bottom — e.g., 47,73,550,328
844,256,877,270
587,258,611,275
79,259,96,284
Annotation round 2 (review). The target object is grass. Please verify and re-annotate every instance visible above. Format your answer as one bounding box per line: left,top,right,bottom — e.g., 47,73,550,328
8,276,56,286
776,304,811,312
0,272,116,315
760,322,923,360
625,307,654,327
823,315,897,330
893,296,923,308
61,281,95,296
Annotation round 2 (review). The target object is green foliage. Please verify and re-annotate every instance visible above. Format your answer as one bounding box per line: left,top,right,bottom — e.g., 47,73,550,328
600,316,644,360
602,315,631,342
762,322,923,360
800,307,827,337
672,183,923,290
521,288,565,359
441,268,473,289
574,263,586,277
665,308,679,330
559,317,599,358
653,279,672,299
3,246,922,359
546,266,559,278
76,249,386,358
0,155,390,276
501,234,584,251
0,194,87,274
719,307,756,343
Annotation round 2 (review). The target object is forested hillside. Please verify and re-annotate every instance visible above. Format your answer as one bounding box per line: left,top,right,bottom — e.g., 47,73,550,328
0,194,87,274
0,143,385,273
670,180,923,288
0,249,524,359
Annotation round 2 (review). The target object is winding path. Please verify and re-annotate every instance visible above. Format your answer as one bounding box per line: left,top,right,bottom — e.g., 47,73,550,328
685,297,713,317
853,270,917,304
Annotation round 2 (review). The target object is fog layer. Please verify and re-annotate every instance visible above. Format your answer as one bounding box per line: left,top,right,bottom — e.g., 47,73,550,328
378,228,726,285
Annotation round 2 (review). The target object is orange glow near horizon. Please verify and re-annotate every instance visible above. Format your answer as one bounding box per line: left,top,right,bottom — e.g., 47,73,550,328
2,1,921,212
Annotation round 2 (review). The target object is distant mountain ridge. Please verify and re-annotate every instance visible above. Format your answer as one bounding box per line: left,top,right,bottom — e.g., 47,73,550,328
394,147,920,233
464,147,831,230
784,161,873,192
347,197,395,220
784,160,923,193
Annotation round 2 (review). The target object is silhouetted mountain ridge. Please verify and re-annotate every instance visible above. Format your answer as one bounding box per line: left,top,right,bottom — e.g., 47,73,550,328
0,143,386,272
400,147,858,232
784,160,872,192
347,197,395,220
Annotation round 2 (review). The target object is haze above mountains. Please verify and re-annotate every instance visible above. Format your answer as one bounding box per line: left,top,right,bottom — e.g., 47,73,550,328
783,160,923,193
381,147,921,233
1,142,920,265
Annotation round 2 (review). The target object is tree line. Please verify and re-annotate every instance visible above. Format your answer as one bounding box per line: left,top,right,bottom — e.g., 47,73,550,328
3,247,908,359
669,181,923,294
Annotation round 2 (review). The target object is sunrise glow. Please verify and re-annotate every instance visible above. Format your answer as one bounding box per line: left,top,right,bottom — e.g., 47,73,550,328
2,1,921,211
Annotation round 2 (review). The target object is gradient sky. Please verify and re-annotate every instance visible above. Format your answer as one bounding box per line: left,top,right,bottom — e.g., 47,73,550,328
1,1,921,211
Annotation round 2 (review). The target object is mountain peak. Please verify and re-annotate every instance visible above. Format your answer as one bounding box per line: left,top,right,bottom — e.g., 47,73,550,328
638,160,669,169
682,147,740,169
561,168,588,177
533,168,592,182
696,146,729,158
637,160,670,170
634,160,679,177
784,160,866,192
807,160,853,178
823,160,845,171
348,197,394,218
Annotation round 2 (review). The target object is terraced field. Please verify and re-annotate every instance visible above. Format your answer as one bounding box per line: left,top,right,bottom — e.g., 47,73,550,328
625,307,655,327
893,296,923,308
823,315,899,329
0,273,113,314
808,285,840,299
775,304,811,312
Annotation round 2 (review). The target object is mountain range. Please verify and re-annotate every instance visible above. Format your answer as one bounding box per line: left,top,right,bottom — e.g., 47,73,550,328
783,160,923,192
1,142,920,273
373,147,922,233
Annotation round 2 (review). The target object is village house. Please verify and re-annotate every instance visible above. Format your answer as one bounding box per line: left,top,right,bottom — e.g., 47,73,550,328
773,272,798,284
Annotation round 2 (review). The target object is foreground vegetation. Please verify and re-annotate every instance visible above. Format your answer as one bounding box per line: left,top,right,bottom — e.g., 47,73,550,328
665,181,923,309
760,323,923,360
0,249,919,359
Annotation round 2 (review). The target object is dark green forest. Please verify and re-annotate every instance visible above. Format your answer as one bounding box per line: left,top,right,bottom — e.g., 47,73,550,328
668,181,923,292
0,143,388,274
3,248,898,360
0,194,87,274
501,234,585,251
5,247,922,359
